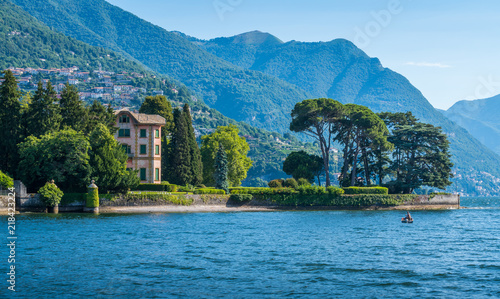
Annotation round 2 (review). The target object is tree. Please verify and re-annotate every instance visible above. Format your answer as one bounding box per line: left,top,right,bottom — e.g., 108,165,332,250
60,84,87,132
165,109,192,185
18,129,91,192
336,104,391,186
290,98,344,187
380,112,454,193
24,81,62,138
38,181,64,207
0,70,22,176
283,151,323,185
86,100,116,134
214,145,229,194
201,125,252,187
88,123,139,193
139,95,174,181
0,170,14,190
183,103,203,185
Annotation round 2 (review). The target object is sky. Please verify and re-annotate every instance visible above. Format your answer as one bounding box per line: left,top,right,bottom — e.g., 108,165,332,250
105,0,500,110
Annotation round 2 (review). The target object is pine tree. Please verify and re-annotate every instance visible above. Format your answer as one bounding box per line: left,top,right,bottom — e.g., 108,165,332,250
60,83,87,132
183,103,203,186
214,145,229,194
166,109,191,185
0,70,22,175
24,80,62,138
86,100,116,134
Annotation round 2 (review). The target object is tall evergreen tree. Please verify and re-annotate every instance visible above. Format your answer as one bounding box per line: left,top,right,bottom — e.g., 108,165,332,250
166,109,191,185
0,70,22,175
183,103,203,185
60,83,87,132
139,95,174,181
214,144,229,194
24,80,62,138
86,100,116,134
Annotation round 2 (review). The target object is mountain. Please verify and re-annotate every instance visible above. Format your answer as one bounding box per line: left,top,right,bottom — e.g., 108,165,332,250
10,0,309,132
0,0,319,186
441,95,500,156
10,0,500,196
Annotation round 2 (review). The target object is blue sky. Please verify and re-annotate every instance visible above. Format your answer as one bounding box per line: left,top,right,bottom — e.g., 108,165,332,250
106,0,500,109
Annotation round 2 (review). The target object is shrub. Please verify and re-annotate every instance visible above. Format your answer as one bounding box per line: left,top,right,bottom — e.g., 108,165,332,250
164,184,178,192
230,194,253,202
60,193,86,205
342,187,389,195
38,182,64,207
296,186,326,195
268,179,284,188
194,188,226,195
297,178,311,187
179,185,195,192
284,178,298,189
326,186,344,197
135,183,164,191
87,187,99,208
0,170,13,189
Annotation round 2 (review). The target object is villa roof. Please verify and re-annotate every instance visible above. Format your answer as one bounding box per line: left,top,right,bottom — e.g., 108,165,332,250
115,108,165,125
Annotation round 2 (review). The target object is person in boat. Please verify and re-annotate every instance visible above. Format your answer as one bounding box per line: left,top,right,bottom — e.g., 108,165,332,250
405,211,412,221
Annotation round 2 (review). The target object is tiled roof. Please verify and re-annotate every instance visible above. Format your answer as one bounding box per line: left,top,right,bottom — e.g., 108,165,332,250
115,108,165,125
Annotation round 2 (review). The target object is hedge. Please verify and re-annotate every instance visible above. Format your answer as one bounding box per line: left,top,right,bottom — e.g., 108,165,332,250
134,183,179,192
342,187,388,195
121,193,193,205
87,187,99,208
229,194,253,202
194,188,226,195
60,193,86,205
230,187,296,195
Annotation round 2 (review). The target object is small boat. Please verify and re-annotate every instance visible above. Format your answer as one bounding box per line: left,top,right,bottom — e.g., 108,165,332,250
401,217,413,223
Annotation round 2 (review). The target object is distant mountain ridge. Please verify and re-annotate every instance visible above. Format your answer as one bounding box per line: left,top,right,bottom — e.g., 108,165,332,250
442,95,500,156
9,0,500,196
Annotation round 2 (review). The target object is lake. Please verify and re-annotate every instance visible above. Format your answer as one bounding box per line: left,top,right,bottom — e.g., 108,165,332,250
3,197,500,298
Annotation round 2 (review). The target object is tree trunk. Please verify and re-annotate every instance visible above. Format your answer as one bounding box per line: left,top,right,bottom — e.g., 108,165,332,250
362,148,371,185
319,137,330,187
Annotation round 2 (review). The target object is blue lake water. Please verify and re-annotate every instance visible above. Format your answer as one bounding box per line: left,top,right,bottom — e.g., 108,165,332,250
2,197,500,298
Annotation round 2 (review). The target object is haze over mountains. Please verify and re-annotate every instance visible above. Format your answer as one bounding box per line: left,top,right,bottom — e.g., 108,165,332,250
6,0,500,195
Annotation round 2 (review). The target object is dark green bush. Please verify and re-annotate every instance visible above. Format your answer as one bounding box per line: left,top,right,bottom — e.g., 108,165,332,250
135,183,164,191
326,186,344,197
342,187,389,195
164,184,178,192
284,178,298,189
60,193,86,205
296,186,326,195
297,178,311,187
268,179,284,188
194,188,226,195
230,194,253,202
231,187,296,195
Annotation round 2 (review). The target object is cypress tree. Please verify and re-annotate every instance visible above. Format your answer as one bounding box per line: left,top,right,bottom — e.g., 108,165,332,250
25,80,61,138
60,83,87,132
214,144,229,194
0,70,22,175
183,103,203,186
167,108,191,185
86,100,116,134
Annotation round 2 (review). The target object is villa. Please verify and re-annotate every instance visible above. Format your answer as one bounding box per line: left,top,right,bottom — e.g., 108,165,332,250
114,109,165,184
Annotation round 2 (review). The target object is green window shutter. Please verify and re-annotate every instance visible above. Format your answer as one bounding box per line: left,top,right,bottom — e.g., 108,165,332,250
155,145,159,155
140,129,147,138
125,129,130,137
155,168,159,181
155,129,160,138
140,168,147,180
140,144,147,154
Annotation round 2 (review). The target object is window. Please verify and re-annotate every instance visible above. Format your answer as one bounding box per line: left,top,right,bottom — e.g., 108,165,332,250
155,129,160,138
155,145,160,155
118,129,130,137
121,144,131,154
155,168,160,181
119,115,130,123
140,129,147,138
140,144,147,155
140,168,147,181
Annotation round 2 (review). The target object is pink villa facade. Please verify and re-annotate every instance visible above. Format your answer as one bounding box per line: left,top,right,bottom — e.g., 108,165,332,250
114,109,165,184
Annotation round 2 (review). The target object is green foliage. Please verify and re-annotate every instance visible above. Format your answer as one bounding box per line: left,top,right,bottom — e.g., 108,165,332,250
213,145,229,194
297,178,311,187
166,108,192,185
342,187,389,195
230,187,296,195
284,178,298,189
201,125,252,187
86,100,117,134
326,186,344,197
120,193,193,206
88,123,139,193
194,188,226,195
18,129,91,192
136,184,165,192
296,186,326,195
86,187,99,208
0,170,14,189
23,81,62,138
229,194,253,202
0,70,22,175
268,179,283,188
60,84,87,132
290,98,344,186
283,150,323,184
60,193,86,206
139,95,174,132
38,181,63,207
183,104,203,186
